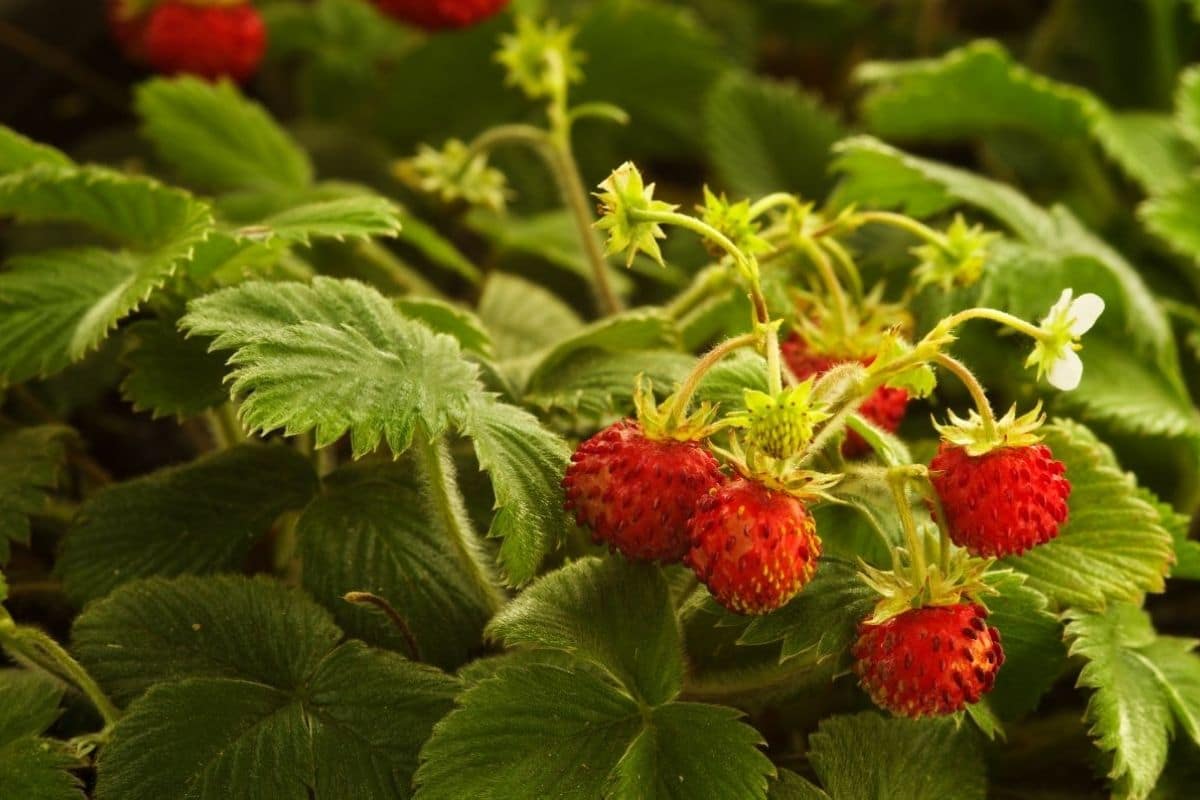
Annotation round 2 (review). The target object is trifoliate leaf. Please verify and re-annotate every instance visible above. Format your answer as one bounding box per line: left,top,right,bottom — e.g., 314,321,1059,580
235,195,403,246
461,395,571,585
488,557,683,704
297,462,493,670
1066,603,1200,799
981,570,1067,720
181,277,481,456
0,425,73,563
84,576,457,800
1001,420,1175,610
0,670,83,800
119,319,228,420
0,126,72,176
704,71,844,199
413,663,771,800
395,297,492,357
737,559,877,666
58,444,317,604
807,712,986,800
136,76,313,193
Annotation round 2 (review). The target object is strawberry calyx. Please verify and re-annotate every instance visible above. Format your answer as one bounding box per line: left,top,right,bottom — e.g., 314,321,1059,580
632,376,721,443
713,432,841,501
858,544,995,626
933,402,1045,457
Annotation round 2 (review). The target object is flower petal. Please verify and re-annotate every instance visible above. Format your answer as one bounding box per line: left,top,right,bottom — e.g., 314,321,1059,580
1048,349,1084,391
1041,288,1073,326
1068,293,1105,336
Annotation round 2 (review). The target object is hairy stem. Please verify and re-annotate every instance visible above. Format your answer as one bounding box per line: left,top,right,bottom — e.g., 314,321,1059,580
887,471,927,587
938,307,1046,341
934,353,997,442
0,622,121,726
850,210,946,247
666,333,760,424
414,433,506,613
796,235,851,339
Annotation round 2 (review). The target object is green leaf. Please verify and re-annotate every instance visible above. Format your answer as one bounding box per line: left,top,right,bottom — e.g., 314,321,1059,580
136,76,313,193
769,770,830,800
704,71,844,199
77,575,458,800
0,425,73,563
477,272,583,363
0,164,212,249
0,670,82,800
1066,603,1200,799
58,444,317,604
181,277,481,456
414,663,771,800
856,41,1098,142
1141,181,1200,279
0,126,72,176
982,570,1067,719
1174,64,1200,152
120,319,228,420
394,297,491,357
1001,420,1174,610
236,195,403,246
1091,112,1195,195
297,462,492,669
603,701,774,800
461,395,571,585
523,309,680,392
807,712,985,799
738,559,877,666
488,557,682,704
395,210,482,284
525,348,694,421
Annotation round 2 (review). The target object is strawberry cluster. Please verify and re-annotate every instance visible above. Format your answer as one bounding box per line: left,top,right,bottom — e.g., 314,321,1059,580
108,0,266,83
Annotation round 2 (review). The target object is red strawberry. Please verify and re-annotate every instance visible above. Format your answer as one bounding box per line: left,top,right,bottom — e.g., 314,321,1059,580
929,442,1070,557
782,336,909,457
143,1,266,83
373,0,509,30
684,478,821,615
563,419,722,563
852,602,1004,718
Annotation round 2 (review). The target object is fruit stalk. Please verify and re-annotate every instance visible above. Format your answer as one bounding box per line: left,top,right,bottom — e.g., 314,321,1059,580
933,352,998,443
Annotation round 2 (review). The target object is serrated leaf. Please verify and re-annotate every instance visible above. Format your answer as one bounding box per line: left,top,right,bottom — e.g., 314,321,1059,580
1001,420,1174,610
136,76,313,193
394,297,491,356
477,272,583,363
237,195,402,246
807,712,985,799
461,395,571,585
0,425,73,563
297,462,492,669
0,164,212,249
488,557,682,704
58,444,317,604
856,41,1098,142
695,351,769,408
414,662,771,800
181,277,481,456
0,126,72,175
982,570,1067,719
120,319,228,419
769,770,830,800
705,71,843,199
87,575,457,800
0,670,84,800
523,309,680,391
525,348,695,421
1066,603,1200,799
603,701,773,800
1091,112,1195,195
1141,181,1200,279
738,559,876,666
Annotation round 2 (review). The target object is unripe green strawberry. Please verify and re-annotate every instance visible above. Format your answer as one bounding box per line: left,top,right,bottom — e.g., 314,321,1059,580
684,478,821,614
852,602,1004,718
732,384,830,461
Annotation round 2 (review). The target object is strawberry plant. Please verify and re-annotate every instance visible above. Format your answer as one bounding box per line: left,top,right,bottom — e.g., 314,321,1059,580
2,1,1200,798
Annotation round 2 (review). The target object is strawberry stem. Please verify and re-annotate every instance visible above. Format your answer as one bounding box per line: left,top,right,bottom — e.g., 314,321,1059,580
846,210,947,249
665,332,760,426
819,237,865,303
938,307,1047,341
934,353,998,444
795,234,852,341
0,620,122,727
887,470,927,589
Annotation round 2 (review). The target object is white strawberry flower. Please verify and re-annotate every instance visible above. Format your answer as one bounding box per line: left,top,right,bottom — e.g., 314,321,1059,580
1024,289,1105,391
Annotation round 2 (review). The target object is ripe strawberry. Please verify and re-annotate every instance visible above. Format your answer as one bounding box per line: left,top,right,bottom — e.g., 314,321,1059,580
373,0,509,30
685,478,821,614
563,419,722,563
142,1,266,83
929,442,1070,557
782,336,909,457
852,602,1004,718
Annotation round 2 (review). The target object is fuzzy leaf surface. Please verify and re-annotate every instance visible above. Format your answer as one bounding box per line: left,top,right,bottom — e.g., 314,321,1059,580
0,425,73,563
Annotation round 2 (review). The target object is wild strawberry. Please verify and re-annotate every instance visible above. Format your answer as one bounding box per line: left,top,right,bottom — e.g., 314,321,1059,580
685,478,821,614
782,336,909,457
562,419,722,563
373,0,509,30
142,1,266,83
929,442,1070,557
852,602,1004,718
